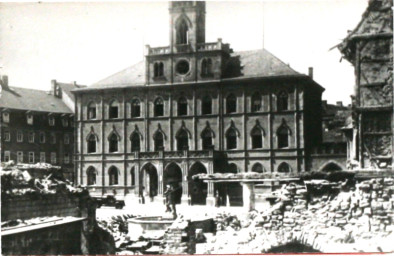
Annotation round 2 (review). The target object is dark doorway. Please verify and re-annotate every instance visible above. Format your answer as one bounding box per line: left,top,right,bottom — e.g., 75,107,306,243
214,163,243,207
140,163,158,201
321,162,343,172
164,163,183,204
187,162,208,205
267,242,321,253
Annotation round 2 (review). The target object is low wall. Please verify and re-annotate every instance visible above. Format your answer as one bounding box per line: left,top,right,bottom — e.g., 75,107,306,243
1,192,89,221
2,220,82,255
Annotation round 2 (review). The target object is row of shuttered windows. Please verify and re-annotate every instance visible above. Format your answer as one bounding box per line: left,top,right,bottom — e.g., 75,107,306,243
3,130,70,144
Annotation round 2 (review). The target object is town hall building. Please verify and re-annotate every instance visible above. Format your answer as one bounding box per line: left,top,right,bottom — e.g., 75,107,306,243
72,1,325,206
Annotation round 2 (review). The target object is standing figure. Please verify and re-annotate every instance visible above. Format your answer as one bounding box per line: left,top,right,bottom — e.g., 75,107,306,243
139,186,145,204
215,190,220,207
164,185,172,212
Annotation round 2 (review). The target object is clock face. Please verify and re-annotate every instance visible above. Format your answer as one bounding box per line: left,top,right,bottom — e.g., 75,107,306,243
176,60,190,75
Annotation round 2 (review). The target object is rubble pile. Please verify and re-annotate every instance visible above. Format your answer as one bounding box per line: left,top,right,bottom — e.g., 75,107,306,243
96,214,137,254
160,217,195,255
198,178,394,253
1,162,83,199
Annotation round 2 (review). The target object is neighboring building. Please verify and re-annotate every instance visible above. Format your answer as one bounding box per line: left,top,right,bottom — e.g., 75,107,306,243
338,0,393,170
307,101,351,172
0,76,84,181
72,1,325,206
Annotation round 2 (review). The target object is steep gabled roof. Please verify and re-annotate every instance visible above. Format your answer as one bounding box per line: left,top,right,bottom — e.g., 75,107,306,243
338,0,393,63
0,86,73,113
75,48,303,92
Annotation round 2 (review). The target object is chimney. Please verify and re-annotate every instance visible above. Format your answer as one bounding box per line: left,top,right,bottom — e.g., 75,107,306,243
1,75,9,90
336,101,343,107
308,67,313,79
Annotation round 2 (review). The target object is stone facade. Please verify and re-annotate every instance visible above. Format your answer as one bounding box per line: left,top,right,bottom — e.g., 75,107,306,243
72,1,325,206
338,0,393,170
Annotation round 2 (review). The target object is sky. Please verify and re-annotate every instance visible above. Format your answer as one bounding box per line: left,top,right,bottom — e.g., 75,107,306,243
0,0,368,105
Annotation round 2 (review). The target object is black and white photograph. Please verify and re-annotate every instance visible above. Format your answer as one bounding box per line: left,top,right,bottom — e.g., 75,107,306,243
0,0,393,254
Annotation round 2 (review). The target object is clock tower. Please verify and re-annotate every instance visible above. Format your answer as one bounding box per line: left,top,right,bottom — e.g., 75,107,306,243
145,1,232,85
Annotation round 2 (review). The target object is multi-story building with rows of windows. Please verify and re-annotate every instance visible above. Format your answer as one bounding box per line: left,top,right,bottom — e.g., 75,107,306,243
0,76,83,181
72,1,325,206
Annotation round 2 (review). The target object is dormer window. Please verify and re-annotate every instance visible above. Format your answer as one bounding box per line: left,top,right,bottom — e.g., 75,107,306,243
49,116,55,126
2,112,9,123
26,113,33,125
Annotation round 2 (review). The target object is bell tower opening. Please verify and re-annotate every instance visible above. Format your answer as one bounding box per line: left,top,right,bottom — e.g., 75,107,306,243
169,1,206,50
176,19,189,45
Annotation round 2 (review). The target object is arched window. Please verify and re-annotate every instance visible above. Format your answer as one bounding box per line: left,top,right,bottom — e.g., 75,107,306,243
177,19,188,45
108,167,119,185
277,123,290,148
87,134,97,153
87,102,96,119
201,58,213,76
251,126,263,149
154,97,164,117
87,167,97,185
251,93,261,112
109,133,119,153
131,99,141,117
178,96,188,116
226,127,237,150
109,99,119,119
154,132,164,151
277,91,288,111
252,163,265,173
226,94,237,113
201,125,214,150
176,129,189,150
278,162,291,173
131,132,140,152
202,95,212,115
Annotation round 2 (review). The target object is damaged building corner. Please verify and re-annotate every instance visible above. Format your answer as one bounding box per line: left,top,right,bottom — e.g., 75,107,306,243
338,0,393,171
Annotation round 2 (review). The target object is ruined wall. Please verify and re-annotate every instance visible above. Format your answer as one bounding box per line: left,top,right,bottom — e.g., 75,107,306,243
338,0,393,169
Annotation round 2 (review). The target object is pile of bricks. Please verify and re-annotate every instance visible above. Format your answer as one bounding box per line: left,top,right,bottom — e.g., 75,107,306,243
199,178,394,253
160,218,195,254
